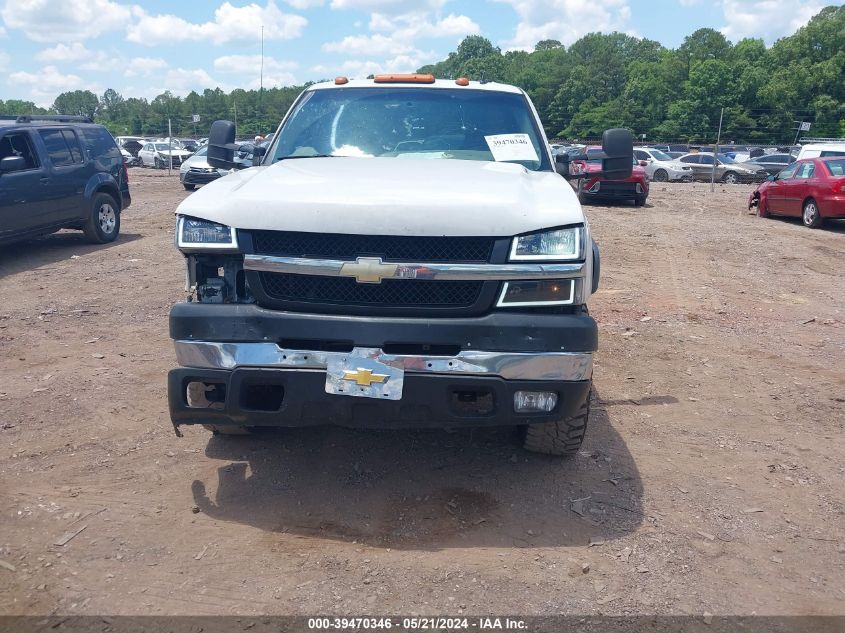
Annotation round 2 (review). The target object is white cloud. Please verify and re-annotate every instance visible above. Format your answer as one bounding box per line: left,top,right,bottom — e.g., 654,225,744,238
127,1,307,46
499,0,633,50
36,42,92,63
323,32,415,55
214,54,298,88
0,0,131,42
158,68,218,95
124,57,170,78
9,65,84,107
324,12,479,56
718,0,826,43
286,0,324,7
330,0,446,12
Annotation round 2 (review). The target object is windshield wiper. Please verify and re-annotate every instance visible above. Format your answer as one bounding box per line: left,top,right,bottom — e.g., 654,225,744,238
276,154,336,161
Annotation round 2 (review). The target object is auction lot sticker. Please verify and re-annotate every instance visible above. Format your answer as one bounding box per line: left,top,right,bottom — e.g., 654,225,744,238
484,133,539,162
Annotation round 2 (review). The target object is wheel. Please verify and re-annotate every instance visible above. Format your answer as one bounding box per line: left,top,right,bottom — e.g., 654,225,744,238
183,183,196,191
634,196,646,207
756,195,769,218
653,169,668,182
521,390,590,456
802,198,822,228
202,424,252,435
155,157,164,169
722,171,739,184
578,193,588,205
82,192,120,243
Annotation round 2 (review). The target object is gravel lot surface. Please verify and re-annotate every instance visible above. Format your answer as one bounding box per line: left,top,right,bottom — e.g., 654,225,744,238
1,170,843,617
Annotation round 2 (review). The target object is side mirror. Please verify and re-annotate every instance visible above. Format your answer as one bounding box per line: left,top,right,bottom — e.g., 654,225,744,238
0,155,27,174
638,160,648,167
600,128,633,180
767,175,776,181
207,120,240,170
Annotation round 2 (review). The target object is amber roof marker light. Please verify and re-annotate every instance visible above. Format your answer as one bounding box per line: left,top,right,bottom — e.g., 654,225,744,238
334,76,349,85
373,73,435,84
455,77,470,86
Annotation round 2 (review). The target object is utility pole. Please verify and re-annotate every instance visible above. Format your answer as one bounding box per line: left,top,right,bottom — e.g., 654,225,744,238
168,118,173,175
710,107,724,193
259,25,264,134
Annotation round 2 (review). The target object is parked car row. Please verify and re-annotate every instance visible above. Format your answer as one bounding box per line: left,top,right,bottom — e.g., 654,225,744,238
114,135,209,169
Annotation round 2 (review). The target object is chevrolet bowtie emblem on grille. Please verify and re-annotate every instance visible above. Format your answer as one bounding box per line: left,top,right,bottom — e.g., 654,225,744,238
339,257,398,283
342,368,389,386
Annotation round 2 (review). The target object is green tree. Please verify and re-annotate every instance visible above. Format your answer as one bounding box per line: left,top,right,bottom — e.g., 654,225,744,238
52,90,99,118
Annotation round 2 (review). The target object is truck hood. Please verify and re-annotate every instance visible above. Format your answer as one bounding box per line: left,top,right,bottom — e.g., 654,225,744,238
176,157,584,237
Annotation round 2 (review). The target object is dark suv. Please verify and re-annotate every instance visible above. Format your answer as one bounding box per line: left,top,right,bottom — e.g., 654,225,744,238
0,115,130,246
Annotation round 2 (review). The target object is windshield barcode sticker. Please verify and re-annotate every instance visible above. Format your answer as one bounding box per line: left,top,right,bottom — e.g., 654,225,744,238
484,134,539,162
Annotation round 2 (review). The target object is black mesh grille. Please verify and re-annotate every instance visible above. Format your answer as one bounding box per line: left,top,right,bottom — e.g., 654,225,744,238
253,231,495,263
259,272,483,307
595,182,638,194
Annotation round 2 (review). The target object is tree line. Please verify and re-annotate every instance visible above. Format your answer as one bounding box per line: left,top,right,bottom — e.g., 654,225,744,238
2,5,842,143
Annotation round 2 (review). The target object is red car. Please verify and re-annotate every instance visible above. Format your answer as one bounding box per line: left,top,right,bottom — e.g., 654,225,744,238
573,147,649,206
749,156,845,228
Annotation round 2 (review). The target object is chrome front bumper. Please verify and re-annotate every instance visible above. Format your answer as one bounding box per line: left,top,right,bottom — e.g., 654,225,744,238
173,340,593,382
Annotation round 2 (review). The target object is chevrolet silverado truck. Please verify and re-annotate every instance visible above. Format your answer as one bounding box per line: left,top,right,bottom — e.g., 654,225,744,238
167,74,632,455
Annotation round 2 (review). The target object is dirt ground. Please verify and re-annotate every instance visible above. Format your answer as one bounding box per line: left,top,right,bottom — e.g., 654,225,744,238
1,169,843,618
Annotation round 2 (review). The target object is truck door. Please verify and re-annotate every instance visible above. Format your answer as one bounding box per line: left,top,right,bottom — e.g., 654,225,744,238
36,128,88,223
0,130,52,240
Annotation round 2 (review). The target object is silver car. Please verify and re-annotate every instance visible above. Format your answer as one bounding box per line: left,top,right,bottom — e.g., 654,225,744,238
634,147,694,182
677,152,768,184
179,145,229,191
138,141,192,169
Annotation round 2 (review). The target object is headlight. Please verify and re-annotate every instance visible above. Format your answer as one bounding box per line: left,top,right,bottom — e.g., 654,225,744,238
176,216,238,250
510,227,582,261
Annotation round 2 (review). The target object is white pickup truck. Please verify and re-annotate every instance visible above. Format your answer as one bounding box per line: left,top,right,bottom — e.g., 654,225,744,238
167,74,632,455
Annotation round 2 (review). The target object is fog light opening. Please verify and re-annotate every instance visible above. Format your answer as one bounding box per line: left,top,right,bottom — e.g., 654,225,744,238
514,391,558,413
186,381,226,410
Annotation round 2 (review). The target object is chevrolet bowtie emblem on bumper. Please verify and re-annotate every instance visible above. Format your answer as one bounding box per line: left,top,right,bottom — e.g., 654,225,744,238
342,368,389,386
339,257,398,283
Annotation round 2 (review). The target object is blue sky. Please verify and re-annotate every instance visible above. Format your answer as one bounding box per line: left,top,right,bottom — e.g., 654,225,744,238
0,0,840,106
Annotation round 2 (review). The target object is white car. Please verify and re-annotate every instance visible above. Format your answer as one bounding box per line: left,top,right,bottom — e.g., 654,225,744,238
138,141,192,169
167,76,633,456
179,145,229,190
796,142,845,160
634,147,694,182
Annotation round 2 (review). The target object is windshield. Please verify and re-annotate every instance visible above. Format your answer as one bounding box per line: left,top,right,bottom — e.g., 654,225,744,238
194,145,208,157
271,87,550,171
649,149,672,161
154,143,175,151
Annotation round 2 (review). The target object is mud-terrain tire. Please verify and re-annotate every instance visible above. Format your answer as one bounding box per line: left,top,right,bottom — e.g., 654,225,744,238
82,192,120,243
522,391,590,456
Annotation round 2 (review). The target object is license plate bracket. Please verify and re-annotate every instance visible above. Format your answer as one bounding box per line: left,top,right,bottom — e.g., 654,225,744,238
325,354,404,400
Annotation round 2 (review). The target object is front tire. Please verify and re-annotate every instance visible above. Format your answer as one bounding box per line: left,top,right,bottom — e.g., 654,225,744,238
183,183,195,191
653,169,668,182
802,198,822,228
82,192,120,243
722,171,739,184
634,196,647,207
522,391,590,456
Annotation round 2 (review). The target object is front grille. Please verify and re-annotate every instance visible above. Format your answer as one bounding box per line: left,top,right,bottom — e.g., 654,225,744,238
259,272,483,307
594,182,637,194
253,231,495,263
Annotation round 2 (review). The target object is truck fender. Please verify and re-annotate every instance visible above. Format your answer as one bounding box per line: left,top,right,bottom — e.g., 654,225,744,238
591,240,600,294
